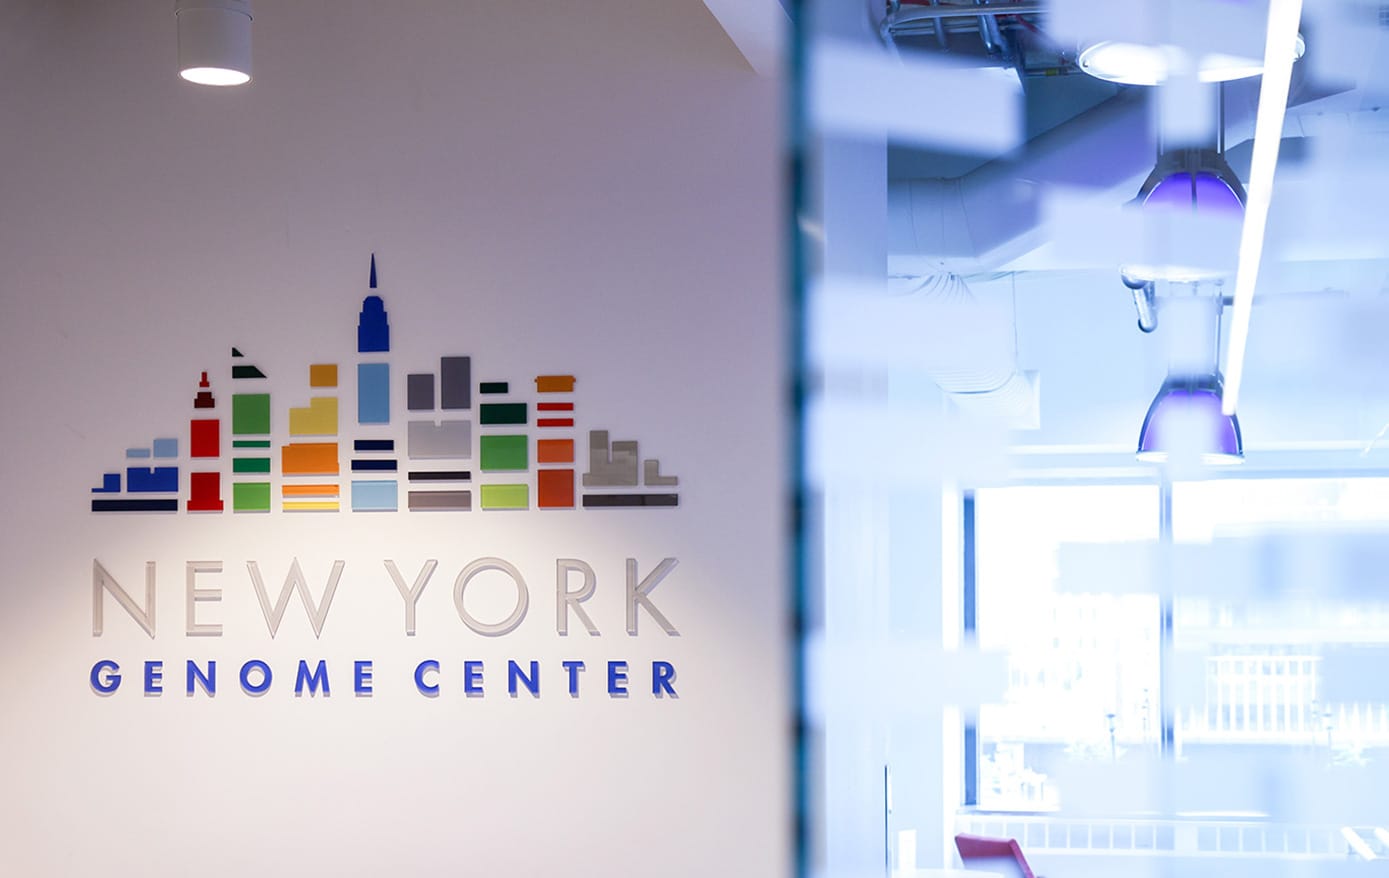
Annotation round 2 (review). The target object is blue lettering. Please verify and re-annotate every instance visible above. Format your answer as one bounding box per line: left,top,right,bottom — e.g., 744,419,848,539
414,659,439,697
607,660,628,696
507,660,539,697
186,660,216,696
464,660,483,696
91,660,121,695
652,661,677,697
295,659,330,697
562,660,584,696
240,660,272,695
354,660,373,696
143,660,163,695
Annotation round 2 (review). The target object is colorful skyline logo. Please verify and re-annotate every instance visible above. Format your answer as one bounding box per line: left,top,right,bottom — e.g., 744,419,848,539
89,257,680,514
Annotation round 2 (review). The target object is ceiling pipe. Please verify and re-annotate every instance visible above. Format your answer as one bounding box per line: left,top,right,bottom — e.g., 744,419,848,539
1122,273,1159,333
928,0,948,48
976,0,1006,57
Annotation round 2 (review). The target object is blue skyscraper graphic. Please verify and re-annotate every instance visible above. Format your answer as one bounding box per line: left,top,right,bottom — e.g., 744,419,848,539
351,255,399,511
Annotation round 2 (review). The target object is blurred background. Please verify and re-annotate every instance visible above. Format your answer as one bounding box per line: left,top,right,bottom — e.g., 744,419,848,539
795,1,1389,876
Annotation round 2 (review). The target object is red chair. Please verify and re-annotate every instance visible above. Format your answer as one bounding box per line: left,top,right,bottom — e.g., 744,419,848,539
954,833,1037,878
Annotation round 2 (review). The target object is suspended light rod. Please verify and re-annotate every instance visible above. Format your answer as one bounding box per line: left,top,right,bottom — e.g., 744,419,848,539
1221,0,1303,416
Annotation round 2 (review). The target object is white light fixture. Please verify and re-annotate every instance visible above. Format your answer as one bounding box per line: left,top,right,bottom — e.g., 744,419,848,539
1078,34,1304,86
1222,0,1304,416
177,0,252,86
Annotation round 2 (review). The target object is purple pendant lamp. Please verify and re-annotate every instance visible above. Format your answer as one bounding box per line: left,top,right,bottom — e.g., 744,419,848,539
1137,373,1243,465
1122,151,1246,285
1143,170,1244,215
1128,148,1246,465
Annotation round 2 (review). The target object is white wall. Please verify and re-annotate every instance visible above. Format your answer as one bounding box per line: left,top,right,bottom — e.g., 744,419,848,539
0,2,787,875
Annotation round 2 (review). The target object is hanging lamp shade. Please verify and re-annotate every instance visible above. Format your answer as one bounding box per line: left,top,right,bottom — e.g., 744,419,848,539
177,0,252,86
1122,150,1246,283
1143,171,1244,215
1137,373,1243,465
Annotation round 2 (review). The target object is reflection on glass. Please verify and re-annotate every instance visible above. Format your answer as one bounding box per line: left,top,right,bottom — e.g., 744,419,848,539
976,485,1159,811
1173,479,1389,787
976,477,1389,829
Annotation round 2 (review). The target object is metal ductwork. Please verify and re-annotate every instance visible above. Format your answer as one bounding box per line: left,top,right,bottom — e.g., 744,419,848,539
885,44,1359,279
888,92,1155,275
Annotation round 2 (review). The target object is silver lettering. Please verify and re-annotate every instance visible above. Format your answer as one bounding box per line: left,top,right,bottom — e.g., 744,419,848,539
556,558,599,636
626,557,679,636
246,559,344,638
92,560,156,638
454,558,529,636
385,559,438,636
185,561,223,637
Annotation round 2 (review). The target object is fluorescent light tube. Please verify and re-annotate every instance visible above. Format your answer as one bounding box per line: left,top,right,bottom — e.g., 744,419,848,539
1222,0,1303,416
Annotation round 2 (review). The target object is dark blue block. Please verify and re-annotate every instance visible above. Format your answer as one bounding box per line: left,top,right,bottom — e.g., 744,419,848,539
92,498,179,512
351,459,398,472
127,466,178,493
358,295,390,353
354,439,395,452
92,473,121,493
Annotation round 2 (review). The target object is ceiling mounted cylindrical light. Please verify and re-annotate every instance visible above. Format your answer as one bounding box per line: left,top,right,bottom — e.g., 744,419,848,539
1078,34,1304,86
1136,373,1243,465
177,0,252,86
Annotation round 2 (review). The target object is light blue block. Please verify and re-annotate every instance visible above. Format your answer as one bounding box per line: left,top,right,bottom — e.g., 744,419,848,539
351,479,398,512
152,438,178,458
358,363,390,425
126,448,151,459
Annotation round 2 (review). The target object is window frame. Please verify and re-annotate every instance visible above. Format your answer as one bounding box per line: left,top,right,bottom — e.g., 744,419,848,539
960,470,1389,817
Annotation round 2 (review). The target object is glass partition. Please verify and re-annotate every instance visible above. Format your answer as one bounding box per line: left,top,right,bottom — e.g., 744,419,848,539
792,0,1389,875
